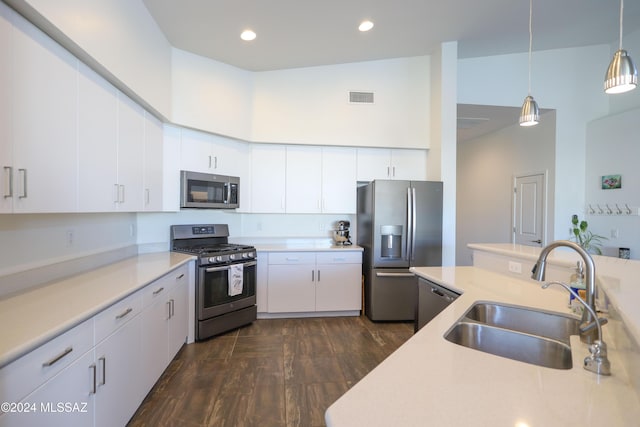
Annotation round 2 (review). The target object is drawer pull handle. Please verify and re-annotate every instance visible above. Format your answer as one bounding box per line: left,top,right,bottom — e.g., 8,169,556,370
115,307,133,319
42,347,73,367
153,287,165,296
99,357,106,386
176,273,185,280
286,257,300,262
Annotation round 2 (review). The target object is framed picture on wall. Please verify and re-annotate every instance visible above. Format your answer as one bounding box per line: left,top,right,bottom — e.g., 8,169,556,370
601,175,622,189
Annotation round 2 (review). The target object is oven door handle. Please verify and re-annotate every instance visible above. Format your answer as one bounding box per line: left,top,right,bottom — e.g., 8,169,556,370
205,261,257,272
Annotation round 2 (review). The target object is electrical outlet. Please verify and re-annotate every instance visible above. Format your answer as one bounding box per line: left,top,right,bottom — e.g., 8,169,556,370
129,224,135,237
66,230,74,247
508,261,522,274
611,229,619,239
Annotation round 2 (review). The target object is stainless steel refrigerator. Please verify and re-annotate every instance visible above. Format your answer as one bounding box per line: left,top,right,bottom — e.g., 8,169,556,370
357,180,443,321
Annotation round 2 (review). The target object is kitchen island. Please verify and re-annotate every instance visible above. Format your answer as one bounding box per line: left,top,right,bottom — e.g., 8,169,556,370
325,266,640,426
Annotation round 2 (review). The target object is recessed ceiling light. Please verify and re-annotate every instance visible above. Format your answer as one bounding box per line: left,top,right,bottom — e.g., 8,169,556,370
240,29,256,41
358,20,374,32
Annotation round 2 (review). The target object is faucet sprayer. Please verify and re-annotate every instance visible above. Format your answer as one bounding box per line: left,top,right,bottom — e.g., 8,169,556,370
542,281,611,376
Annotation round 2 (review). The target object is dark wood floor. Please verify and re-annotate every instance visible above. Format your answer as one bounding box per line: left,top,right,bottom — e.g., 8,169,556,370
127,315,413,427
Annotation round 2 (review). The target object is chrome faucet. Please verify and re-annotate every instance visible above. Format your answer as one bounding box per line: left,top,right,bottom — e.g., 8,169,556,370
531,240,602,343
542,281,611,375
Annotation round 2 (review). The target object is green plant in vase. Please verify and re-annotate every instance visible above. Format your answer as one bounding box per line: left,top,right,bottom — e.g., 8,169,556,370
571,214,607,255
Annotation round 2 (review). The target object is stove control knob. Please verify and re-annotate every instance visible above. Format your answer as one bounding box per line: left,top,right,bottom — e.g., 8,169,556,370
216,256,223,262
208,257,215,263
242,252,249,259
229,254,236,260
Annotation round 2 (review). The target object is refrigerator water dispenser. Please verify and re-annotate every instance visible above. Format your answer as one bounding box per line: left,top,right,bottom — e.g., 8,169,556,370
380,225,402,258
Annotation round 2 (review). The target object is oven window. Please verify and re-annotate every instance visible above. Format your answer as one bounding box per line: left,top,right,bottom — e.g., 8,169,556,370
201,264,256,308
187,179,226,204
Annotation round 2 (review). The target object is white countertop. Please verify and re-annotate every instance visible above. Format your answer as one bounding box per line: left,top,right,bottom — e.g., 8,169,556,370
0,252,195,368
325,266,640,427
233,237,363,252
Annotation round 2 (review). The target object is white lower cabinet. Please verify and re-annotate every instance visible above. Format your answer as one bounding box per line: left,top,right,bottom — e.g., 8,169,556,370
266,251,362,314
141,265,189,393
0,263,191,427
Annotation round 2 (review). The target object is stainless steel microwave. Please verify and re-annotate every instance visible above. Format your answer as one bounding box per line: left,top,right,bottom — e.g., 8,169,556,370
180,171,239,209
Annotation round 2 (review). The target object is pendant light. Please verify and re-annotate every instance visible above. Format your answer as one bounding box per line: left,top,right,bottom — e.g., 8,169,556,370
604,0,637,94
519,0,539,126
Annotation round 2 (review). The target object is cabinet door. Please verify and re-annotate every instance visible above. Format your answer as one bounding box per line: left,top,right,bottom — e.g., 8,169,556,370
0,350,95,427
180,128,213,173
391,149,427,180
162,125,181,212
94,315,143,427
251,144,286,213
168,276,188,360
143,112,164,211
116,94,145,211
0,4,12,213
267,264,316,313
12,13,78,213
256,252,269,313
77,63,118,212
286,145,322,213
321,147,356,213
140,287,170,394
356,148,391,182
315,263,362,312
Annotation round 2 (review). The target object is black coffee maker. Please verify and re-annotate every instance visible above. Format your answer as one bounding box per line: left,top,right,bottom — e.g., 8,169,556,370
332,220,352,246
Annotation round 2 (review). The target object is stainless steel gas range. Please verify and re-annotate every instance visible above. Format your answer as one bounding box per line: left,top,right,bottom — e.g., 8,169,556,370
170,224,257,341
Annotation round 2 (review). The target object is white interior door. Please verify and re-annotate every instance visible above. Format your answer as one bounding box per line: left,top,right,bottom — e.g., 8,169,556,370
513,173,545,247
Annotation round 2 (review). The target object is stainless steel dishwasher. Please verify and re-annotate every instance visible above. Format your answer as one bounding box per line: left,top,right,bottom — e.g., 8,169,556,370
415,277,460,332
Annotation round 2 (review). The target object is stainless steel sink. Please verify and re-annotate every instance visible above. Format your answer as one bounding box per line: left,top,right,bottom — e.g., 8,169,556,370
443,301,581,369
463,302,580,344
444,322,574,369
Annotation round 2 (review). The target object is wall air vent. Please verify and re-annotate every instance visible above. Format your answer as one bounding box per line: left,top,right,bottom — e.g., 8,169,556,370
349,91,374,104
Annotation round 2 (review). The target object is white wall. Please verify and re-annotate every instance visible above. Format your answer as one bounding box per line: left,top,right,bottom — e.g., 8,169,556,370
5,0,173,118
458,44,611,241
456,111,556,265
171,48,254,140
251,56,431,148
585,108,640,259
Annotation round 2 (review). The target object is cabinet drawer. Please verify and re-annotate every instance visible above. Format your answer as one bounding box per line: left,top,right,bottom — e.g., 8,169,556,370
316,251,362,264
0,318,93,404
142,264,188,307
268,252,316,265
94,289,143,344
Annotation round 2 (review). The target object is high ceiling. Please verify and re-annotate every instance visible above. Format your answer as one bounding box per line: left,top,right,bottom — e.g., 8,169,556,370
143,0,640,72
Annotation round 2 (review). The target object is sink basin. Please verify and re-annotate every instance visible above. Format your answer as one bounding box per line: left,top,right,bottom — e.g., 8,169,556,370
443,301,581,370
464,302,580,344
444,322,573,369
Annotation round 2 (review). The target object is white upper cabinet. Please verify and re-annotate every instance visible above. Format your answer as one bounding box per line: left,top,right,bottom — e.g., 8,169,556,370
11,11,78,213
0,4,13,213
78,63,118,212
116,94,145,211
143,112,164,211
321,146,357,213
251,144,286,213
356,148,427,182
286,146,322,213
180,129,245,176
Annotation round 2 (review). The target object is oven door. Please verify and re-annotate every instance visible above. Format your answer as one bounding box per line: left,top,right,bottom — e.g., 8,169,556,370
197,261,256,320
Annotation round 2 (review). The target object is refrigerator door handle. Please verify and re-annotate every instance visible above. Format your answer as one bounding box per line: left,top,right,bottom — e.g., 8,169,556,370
411,187,417,261
376,272,415,277
406,187,412,261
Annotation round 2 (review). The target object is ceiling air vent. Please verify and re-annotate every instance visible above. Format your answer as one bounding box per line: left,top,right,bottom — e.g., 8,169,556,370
349,91,374,104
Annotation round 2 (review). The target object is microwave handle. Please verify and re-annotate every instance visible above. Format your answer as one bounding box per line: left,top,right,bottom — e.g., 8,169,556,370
225,182,230,205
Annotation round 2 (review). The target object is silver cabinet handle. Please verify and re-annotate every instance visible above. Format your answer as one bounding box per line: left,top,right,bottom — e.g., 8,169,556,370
152,287,165,296
113,184,119,203
145,188,150,205
18,168,27,198
119,185,125,203
115,307,133,319
90,364,97,394
176,273,185,280
311,270,314,282
42,347,73,367
99,356,106,386
3,166,12,198
166,301,172,320
317,270,320,281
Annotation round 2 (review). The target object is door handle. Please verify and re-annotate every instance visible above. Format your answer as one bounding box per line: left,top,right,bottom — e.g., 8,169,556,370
531,239,542,244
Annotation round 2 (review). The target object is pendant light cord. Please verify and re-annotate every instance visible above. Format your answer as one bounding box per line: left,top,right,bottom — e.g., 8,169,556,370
619,0,624,51
528,0,533,96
